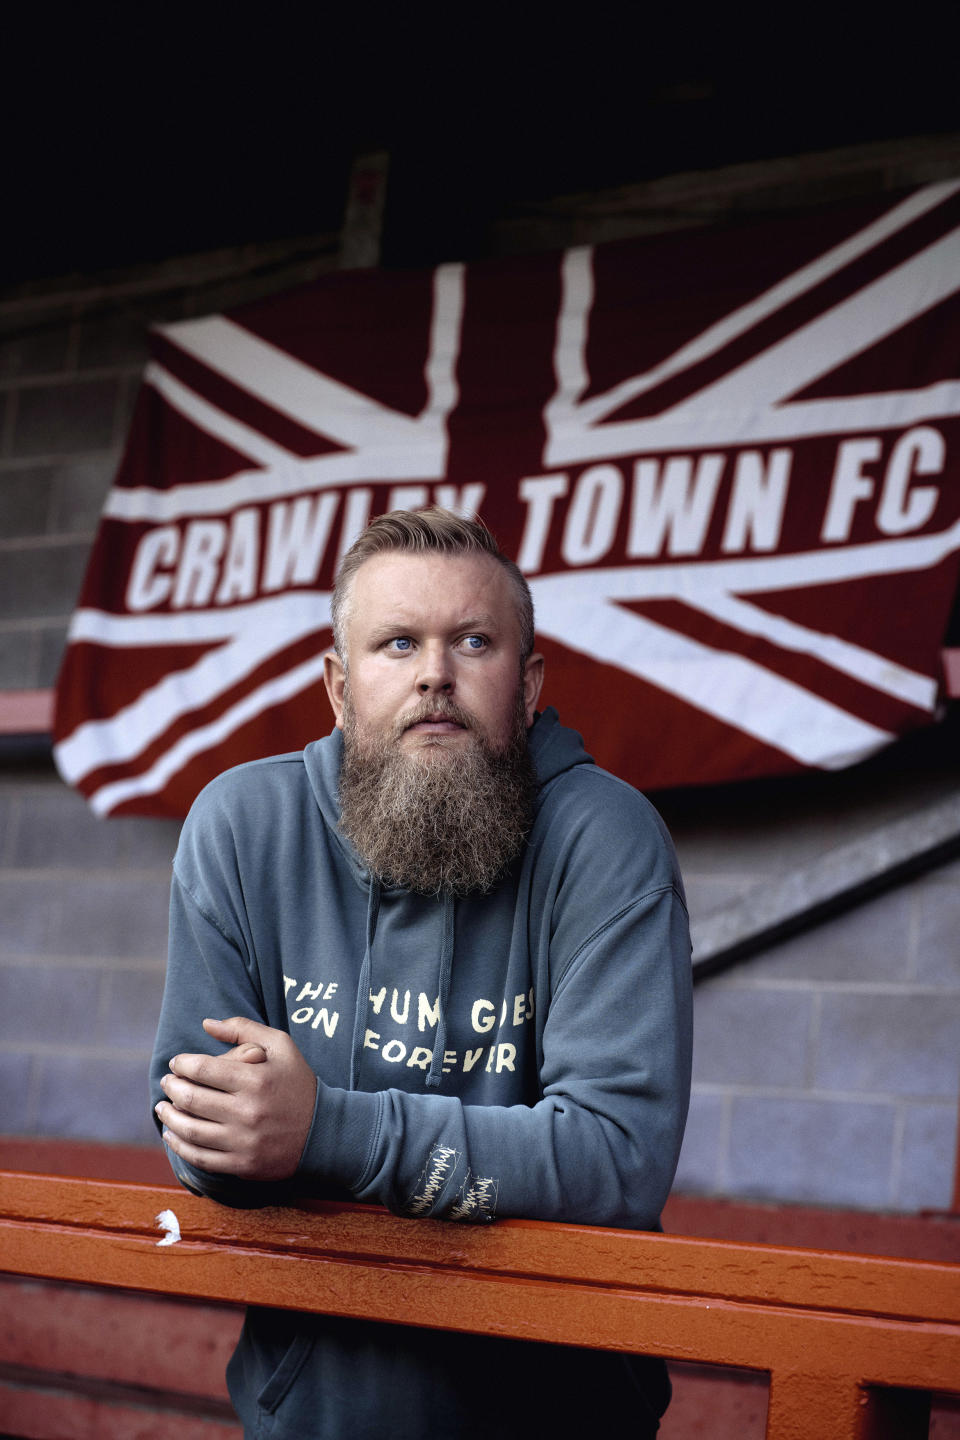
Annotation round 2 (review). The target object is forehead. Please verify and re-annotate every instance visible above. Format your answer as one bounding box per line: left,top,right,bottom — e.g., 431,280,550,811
345,551,519,634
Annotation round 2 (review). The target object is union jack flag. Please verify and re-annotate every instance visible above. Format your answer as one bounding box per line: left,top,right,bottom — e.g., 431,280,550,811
54,181,960,816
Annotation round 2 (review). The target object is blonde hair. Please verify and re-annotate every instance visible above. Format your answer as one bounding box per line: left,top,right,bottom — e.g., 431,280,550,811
332,507,534,661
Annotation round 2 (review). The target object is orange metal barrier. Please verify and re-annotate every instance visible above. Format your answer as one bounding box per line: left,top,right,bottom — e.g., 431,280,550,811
1,1170,958,1440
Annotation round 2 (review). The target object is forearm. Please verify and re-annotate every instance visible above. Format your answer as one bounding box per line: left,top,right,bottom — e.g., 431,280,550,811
152,881,305,1207
299,888,693,1228
299,1078,685,1228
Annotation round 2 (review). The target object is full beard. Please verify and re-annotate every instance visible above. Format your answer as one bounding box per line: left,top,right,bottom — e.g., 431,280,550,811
338,689,536,897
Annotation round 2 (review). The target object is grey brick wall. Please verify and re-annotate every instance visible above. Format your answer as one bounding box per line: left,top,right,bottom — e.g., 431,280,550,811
1,146,957,1215
0,766,179,1141
0,235,338,690
667,814,960,1212
0,234,338,1143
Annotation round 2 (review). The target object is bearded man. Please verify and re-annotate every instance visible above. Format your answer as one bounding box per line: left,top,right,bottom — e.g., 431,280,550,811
151,508,692,1439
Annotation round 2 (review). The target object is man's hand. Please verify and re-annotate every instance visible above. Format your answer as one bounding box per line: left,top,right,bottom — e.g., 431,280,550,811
156,1017,317,1181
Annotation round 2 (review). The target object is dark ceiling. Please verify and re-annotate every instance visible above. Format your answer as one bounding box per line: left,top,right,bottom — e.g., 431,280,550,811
4,6,960,286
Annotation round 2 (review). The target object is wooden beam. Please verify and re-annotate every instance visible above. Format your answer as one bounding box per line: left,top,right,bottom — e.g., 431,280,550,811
1,1172,958,1440
691,786,960,976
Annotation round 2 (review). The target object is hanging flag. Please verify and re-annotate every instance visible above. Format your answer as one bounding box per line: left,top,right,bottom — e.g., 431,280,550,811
54,181,960,816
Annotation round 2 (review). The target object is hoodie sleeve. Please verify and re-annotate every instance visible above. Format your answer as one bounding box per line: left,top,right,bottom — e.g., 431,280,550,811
150,870,300,1208
297,778,693,1230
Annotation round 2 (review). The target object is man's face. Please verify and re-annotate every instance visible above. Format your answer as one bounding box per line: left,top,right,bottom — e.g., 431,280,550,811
324,551,543,755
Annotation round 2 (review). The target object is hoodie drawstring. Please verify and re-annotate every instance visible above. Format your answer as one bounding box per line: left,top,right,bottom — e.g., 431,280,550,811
426,893,455,1089
349,880,381,1090
350,881,455,1092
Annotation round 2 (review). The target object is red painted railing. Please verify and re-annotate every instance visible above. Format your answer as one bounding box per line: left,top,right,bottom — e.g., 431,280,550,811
1,1170,958,1440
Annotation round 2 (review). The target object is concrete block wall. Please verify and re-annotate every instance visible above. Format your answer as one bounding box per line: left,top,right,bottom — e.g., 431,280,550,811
0,769,179,1141
0,235,338,1144
673,859,960,1212
659,747,960,1212
0,235,338,691
1,147,958,1213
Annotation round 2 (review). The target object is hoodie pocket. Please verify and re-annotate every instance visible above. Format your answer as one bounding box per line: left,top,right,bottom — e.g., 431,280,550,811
256,1329,316,1416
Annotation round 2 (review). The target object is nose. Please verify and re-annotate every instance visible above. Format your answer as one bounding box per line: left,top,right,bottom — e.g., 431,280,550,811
416,642,454,695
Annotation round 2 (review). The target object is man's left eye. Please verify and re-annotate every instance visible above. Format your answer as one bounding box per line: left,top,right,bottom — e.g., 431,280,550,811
463,635,486,650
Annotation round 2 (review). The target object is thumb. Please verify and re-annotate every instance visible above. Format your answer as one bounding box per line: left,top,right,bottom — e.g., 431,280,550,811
229,1042,268,1064
203,1016,275,1055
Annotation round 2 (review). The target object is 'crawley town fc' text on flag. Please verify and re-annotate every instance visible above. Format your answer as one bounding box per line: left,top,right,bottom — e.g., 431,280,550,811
54,182,960,816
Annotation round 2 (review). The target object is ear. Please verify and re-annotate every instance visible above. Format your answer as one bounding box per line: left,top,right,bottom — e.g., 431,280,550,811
323,649,346,729
522,652,545,727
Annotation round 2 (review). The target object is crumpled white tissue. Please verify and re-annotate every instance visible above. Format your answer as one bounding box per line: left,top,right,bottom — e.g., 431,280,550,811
155,1209,181,1246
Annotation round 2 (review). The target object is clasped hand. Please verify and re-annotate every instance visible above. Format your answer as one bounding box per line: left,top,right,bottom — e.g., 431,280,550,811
156,1017,317,1181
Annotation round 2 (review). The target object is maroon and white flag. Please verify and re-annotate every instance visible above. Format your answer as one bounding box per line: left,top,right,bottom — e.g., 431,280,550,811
54,181,960,817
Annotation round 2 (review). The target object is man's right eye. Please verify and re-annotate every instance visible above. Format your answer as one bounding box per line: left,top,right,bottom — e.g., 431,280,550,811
387,637,413,653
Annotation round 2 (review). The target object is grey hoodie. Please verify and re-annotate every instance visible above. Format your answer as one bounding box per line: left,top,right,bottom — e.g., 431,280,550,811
150,708,692,1436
